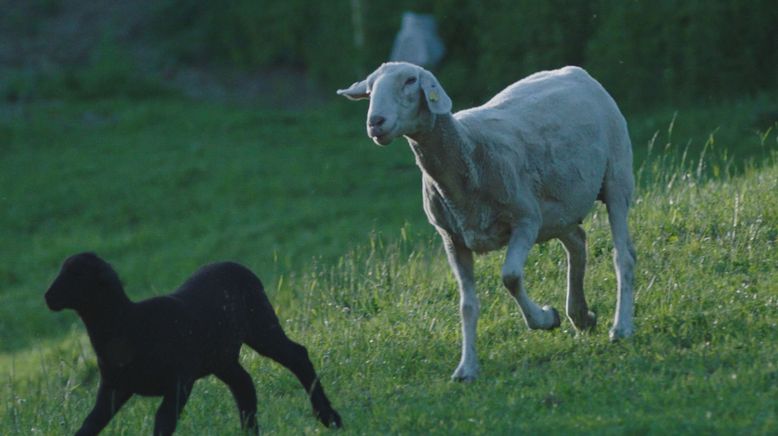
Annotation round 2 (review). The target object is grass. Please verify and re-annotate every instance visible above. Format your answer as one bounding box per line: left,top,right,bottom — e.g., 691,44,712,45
0,93,776,434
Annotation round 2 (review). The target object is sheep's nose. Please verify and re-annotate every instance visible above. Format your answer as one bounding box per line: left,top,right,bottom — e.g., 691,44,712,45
368,115,386,127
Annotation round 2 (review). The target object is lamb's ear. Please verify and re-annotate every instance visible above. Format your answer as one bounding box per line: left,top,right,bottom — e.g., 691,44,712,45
420,70,452,114
336,80,369,101
94,258,121,288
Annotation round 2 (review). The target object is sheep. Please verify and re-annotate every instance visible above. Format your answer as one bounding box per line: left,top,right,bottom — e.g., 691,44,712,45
44,252,342,435
338,62,636,381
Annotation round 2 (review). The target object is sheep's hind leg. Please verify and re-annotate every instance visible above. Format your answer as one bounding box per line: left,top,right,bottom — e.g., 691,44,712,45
558,226,597,331
604,193,636,340
502,224,561,330
441,237,480,382
248,331,342,428
214,363,258,434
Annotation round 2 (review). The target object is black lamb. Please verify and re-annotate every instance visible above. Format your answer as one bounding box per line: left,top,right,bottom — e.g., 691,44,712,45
44,252,341,435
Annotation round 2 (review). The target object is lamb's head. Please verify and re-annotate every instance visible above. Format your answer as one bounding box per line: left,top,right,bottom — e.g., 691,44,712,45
45,252,122,312
337,62,452,145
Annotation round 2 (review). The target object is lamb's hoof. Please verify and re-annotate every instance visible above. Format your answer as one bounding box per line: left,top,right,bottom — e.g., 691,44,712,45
451,365,479,382
609,325,634,342
317,408,342,429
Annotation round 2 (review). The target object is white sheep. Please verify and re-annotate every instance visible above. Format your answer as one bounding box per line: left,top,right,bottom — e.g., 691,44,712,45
338,62,636,381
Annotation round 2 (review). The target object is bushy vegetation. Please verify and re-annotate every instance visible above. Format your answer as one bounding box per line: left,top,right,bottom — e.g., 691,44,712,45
2,38,173,102
3,1,775,108
1,93,776,433
151,0,777,107
149,0,356,86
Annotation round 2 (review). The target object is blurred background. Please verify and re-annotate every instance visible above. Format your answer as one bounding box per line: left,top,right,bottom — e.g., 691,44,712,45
2,0,777,110
1,4,777,432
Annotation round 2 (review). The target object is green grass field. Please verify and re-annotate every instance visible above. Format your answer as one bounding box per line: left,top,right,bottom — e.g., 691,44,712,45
1,95,776,434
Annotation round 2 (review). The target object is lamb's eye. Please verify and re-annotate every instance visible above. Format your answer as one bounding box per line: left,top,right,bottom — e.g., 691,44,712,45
404,77,417,86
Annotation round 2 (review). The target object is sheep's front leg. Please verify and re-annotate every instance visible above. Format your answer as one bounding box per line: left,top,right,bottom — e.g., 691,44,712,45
249,330,341,428
75,383,132,436
605,199,636,340
502,224,561,330
442,236,479,382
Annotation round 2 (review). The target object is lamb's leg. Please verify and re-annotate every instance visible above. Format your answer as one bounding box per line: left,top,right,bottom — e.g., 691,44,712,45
441,236,479,382
214,363,258,434
75,383,131,436
558,226,597,331
248,331,341,428
605,197,636,340
502,223,561,330
153,379,193,436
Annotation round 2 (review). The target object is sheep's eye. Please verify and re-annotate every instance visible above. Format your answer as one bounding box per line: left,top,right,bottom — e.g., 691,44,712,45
404,77,417,86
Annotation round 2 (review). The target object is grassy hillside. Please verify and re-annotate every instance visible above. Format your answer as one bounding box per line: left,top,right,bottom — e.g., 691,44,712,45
1,95,776,434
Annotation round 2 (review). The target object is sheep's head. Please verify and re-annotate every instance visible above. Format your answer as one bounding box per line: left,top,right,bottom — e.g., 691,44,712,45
45,252,122,312
337,62,452,146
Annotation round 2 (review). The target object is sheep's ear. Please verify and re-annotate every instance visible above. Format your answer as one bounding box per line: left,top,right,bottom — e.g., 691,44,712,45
420,70,452,114
336,80,369,101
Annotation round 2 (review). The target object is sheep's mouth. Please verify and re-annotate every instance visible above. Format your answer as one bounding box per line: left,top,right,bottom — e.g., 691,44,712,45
45,294,65,311
368,123,396,146
372,133,393,146
370,128,396,146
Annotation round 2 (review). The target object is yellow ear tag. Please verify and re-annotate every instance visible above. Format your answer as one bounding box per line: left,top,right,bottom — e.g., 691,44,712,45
428,90,439,102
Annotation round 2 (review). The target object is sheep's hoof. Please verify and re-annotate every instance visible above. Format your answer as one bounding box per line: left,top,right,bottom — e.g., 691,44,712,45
317,409,342,429
451,365,479,382
451,373,478,383
544,305,562,330
526,306,561,330
608,324,634,342
572,310,597,332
